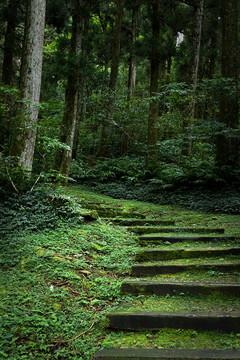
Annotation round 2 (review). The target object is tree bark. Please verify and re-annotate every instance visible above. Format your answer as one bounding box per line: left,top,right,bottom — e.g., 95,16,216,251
216,0,239,168
9,0,46,172
53,0,84,182
2,0,18,86
127,5,137,101
0,0,18,153
72,12,90,161
147,0,161,166
182,0,204,157
97,0,123,158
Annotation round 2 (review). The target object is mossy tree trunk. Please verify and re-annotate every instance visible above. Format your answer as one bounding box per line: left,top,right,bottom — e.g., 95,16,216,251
53,0,84,183
216,0,239,168
9,0,46,172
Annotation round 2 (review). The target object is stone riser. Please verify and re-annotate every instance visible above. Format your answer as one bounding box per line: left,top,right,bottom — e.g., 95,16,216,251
95,348,240,360
107,311,240,332
138,236,240,245
130,227,225,235
131,263,240,277
135,247,240,261
104,219,177,226
121,280,240,296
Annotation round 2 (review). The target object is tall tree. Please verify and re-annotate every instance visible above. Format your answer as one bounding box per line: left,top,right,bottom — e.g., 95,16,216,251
182,0,204,156
53,0,84,181
97,0,123,157
2,0,18,87
216,0,239,167
147,0,161,166
127,2,138,101
9,0,46,171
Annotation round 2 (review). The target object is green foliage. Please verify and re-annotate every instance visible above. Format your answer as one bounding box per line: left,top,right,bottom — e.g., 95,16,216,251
77,90,149,158
0,84,20,152
34,100,65,172
93,176,240,214
0,187,139,359
70,156,146,183
0,188,58,237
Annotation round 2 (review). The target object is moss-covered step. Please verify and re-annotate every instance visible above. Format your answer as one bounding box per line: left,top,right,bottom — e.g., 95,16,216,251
136,247,240,262
138,236,240,245
121,280,240,296
95,348,240,360
151,270,240,284
81,204,146,219
129,227,225,235
106,311,240,332
130,262,240,276
104,218,175,226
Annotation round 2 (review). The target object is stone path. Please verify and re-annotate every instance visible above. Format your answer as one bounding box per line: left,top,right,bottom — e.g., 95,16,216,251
95,215,240,360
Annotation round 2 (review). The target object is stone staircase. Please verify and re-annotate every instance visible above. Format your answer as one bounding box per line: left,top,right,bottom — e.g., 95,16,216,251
95,216,240,360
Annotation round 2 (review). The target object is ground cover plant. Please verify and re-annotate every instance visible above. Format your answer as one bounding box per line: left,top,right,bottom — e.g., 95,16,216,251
0,184,240,359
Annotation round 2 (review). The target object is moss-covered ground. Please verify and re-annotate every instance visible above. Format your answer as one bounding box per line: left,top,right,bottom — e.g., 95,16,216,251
0,184,240,359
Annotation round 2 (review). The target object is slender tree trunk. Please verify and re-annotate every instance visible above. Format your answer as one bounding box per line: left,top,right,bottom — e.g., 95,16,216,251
128,5,137,101
0,0,18,153
97,0,123,158
216,0,239,167
9,0,46,172
121,4,138,156
147,0,161,166
53,0,83,182
182,0,204,157
72,14,90,160
109,0,122,92
2,0,18,86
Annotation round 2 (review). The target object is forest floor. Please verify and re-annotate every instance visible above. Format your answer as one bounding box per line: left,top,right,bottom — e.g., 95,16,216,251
0,184,240,359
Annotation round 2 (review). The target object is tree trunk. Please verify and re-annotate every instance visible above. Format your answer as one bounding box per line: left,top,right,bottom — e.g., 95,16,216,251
97,0,123,158
216,0,239,167
0,0,18,153
182,0,204,157
53,0,83,182
9,0,46,172
2,0,18,86
128,5,137,101
72,13,90,160
147,0,161,167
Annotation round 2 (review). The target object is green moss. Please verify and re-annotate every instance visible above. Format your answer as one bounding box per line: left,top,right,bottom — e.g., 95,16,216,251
102,329,240,350
118,293,240,313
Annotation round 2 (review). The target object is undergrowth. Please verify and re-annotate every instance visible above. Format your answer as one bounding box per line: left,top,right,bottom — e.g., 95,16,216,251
91,181,240,215
70,156,240,214
0,186,139,359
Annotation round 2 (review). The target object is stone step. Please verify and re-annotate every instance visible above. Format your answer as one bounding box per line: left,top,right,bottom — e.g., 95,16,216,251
104,218,175,226
130,227,225,235
121,280,240,296
131,262,240,277
136,247,240,262
95,348,240,360
138,236,239,245
106,311,240,332
94,208,146,219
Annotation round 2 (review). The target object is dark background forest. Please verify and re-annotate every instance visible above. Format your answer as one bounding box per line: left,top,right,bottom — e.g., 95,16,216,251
0,0,240,213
